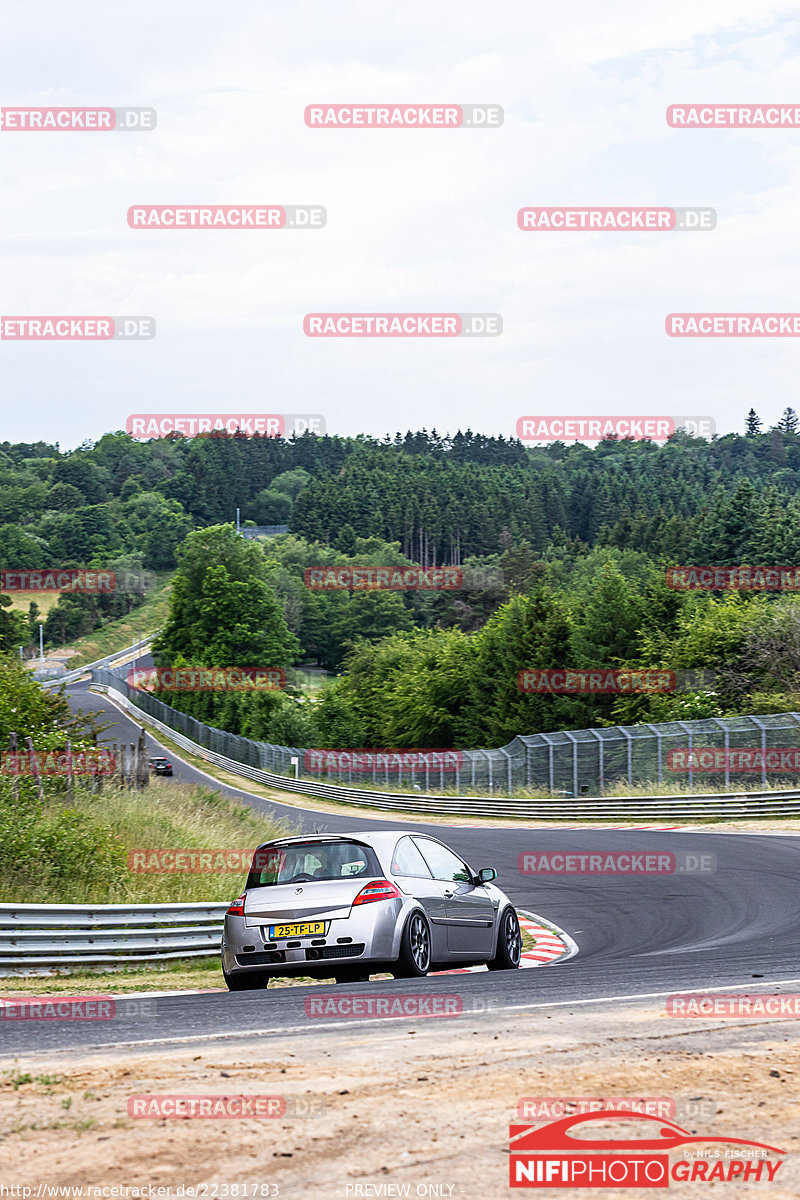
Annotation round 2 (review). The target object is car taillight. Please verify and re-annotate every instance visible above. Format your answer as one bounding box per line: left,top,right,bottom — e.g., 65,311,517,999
227,892,247,916
352,878,402,906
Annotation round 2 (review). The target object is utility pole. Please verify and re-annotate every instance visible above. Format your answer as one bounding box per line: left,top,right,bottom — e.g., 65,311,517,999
39,624,44,665
236,507,241,535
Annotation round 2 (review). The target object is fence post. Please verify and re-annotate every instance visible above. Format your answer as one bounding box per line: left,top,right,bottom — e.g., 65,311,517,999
65,739,73,799
25,737,44,802
540,734,555,796
618,728,633,786
645,725,663,786
139,728,149,788
564,732,578,797
9,733,19,803
590,729,604,795
749,716,768,789
711,718,730,789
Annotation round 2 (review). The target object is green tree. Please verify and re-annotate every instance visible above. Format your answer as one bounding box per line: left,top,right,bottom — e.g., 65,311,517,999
0,525,46,569
745,408,762,436
0,596,29,654
153,524,299,669
777,407,799,434
569,562,644,667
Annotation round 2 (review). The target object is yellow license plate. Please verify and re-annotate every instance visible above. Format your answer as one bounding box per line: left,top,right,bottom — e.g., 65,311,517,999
269,921,325,939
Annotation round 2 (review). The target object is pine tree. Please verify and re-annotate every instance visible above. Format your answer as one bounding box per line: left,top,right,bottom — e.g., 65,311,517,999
745,409,762,436
777,407,799,434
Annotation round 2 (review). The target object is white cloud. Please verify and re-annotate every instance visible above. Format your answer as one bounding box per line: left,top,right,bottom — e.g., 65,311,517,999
1,0,800,445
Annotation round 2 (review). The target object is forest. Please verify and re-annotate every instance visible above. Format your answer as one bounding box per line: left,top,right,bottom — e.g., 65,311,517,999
1,410,799,748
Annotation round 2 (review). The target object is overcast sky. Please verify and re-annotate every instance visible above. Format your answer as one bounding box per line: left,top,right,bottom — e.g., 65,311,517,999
2,1,800,449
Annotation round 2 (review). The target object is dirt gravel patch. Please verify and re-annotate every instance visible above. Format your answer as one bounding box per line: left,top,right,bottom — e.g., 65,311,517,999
0,1001,798,1198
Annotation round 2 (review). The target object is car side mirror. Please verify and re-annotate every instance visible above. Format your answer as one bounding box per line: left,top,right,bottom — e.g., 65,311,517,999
477,867,497,884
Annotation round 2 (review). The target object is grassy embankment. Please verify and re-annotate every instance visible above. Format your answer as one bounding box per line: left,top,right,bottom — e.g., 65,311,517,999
60,572,174,667
0,777,295,993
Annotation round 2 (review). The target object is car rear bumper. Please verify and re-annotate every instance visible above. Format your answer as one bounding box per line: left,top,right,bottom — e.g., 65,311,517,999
222,899,410,977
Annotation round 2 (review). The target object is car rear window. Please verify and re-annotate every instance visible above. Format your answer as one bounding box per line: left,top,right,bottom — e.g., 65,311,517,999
246,840,382,888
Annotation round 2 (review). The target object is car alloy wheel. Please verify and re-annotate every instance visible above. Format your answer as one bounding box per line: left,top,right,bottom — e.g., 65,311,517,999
408,912,431,972
503,908,522,965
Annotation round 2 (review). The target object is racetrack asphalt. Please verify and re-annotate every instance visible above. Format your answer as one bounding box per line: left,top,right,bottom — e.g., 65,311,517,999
4,679,798,1058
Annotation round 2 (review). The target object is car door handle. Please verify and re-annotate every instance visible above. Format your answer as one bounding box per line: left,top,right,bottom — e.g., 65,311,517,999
443,890,454,898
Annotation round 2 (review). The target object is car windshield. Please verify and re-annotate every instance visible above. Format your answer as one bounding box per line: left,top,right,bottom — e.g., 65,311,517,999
246,840,382,888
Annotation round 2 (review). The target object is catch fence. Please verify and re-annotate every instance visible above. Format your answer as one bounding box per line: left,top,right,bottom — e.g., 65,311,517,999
93,669,800,797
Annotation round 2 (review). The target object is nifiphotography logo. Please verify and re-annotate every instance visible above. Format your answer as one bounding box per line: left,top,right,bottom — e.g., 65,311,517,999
509,1110,785,1188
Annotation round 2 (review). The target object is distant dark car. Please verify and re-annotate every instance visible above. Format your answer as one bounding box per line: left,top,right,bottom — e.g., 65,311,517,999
149,756,173,776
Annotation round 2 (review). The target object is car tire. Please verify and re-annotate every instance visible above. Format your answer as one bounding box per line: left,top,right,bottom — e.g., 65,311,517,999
487,906,522,970
223,967,270,991
392,910,431,978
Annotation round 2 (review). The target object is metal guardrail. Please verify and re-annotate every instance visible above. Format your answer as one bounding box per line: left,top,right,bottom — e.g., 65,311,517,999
93,674,800,820
0,902,227,972
40,635,155,689
240,525,289,539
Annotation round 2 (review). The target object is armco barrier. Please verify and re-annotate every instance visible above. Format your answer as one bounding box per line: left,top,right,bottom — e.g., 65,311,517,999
92,670,800,819
0,902,227,973
40,635,155,689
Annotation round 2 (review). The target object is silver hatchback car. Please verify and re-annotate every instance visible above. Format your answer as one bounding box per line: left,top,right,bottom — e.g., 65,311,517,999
221,830,522,989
